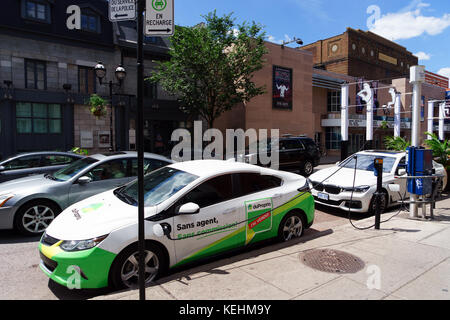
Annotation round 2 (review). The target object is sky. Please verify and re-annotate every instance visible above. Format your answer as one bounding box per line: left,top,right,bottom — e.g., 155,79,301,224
172,0,450,79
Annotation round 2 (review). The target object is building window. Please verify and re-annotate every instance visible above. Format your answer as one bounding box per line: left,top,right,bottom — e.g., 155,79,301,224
327,90,341,112
81,11,100,33
16,102,62,134
23,0,50,23
25,59,46,90
144,80,157,99
79,66,97,94
325,127,341,150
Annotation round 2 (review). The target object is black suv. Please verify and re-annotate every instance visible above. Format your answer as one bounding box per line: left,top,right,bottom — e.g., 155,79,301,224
238,135,321,176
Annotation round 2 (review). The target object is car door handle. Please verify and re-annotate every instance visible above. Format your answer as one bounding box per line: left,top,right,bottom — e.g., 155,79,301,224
223,207,239,214
272,194,283,199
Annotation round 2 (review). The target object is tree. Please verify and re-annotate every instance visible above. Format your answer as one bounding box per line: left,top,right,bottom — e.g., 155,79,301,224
424,132,450,168
384,136,410,151
149,11,267,128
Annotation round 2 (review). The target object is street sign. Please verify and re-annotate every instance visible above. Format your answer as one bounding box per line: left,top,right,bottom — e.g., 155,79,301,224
145,0,174,36
109,0,137,22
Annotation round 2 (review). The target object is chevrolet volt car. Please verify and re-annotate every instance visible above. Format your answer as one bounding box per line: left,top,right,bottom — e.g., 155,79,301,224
309,150,447,213
39,160,314,290
0,152,172,236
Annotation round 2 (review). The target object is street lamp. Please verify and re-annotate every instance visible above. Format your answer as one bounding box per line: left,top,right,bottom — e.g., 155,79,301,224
94,62,126,152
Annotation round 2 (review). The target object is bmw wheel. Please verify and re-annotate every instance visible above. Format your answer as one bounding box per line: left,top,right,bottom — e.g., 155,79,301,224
110,243,167,289
278,212,305,242
369,190,388,214
14,201,60,236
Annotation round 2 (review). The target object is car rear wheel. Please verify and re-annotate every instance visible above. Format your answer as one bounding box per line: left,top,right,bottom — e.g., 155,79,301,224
302,160,314,176
277,212,305,242
110,243,167,290
14,201,60,236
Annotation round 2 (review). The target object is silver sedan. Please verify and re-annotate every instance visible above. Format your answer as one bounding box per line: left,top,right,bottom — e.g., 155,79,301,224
0,151,173,236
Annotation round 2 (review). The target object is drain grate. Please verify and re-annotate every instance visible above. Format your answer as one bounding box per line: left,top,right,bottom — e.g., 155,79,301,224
300,249,365,274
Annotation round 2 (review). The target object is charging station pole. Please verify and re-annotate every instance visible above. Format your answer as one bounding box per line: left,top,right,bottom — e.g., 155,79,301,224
409,66,425,218
374,158,383,230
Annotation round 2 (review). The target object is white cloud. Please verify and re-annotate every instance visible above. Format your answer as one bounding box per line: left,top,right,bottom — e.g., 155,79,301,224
438,68,450,79
266,34,294,45
369,1,450,41
414,51,431,60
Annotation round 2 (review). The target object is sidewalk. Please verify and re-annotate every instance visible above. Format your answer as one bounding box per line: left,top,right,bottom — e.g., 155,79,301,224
95,198,450,300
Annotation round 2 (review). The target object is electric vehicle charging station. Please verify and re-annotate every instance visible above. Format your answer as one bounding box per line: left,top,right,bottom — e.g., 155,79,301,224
406,147,433,196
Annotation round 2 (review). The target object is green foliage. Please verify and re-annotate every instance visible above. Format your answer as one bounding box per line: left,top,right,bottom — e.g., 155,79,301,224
71,147,89,156
424,132,450,168
87,94,108,118
384,136,410,151
149,11,268,128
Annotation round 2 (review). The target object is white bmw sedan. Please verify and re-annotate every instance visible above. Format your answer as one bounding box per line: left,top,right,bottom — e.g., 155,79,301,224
309,150,447,213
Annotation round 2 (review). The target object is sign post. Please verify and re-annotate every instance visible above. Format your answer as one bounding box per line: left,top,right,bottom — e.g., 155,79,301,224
109,0,137,22
145,0,174,36
137,0,146,301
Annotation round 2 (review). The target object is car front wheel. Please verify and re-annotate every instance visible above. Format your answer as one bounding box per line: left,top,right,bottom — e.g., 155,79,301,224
110,243,167,290
14,201,60,236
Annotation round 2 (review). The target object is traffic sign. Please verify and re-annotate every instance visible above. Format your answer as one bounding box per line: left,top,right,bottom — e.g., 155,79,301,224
109,0,137,22
145,0,174,36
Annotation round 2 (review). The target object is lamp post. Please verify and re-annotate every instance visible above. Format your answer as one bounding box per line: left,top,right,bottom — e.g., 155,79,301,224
94,62,127,152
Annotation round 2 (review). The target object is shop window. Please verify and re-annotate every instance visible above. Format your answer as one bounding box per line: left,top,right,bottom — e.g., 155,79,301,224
327,90,341,112
78,66,97,94
25,59,46,90
325,127,341,150
16,102,62,134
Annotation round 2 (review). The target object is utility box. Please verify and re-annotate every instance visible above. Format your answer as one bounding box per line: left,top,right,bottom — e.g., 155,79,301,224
410,65,426,83
406,147,433,195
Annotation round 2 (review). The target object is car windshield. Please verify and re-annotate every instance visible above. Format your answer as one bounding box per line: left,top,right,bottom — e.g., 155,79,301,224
339,154,397,173
118,167,198,207
53,157,98,181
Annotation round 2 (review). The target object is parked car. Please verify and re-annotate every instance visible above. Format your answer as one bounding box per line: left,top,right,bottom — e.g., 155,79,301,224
0,152,84,183
0,151,173,236
309,150,447,214
237,135,321,176
39,160,314,289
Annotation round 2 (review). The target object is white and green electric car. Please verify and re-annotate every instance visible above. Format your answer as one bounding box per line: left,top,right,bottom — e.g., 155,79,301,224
39,160,315,289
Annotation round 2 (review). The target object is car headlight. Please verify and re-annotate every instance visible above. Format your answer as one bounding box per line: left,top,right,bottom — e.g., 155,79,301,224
0,194,14,208
343,186,371,193
60,234,109,252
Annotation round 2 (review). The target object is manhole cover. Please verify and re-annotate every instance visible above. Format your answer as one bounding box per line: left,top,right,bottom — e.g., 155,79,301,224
300,249,365,274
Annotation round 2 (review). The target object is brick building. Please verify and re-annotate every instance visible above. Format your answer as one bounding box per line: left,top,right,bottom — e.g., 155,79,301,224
0,0,187,159
301,28,418,81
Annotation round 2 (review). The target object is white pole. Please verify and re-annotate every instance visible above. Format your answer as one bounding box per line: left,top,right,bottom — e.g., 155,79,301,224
409,65,425,219
394,93,401,138
427,101,434,140
366,87,374,143
341,84,349,141
439,102,445,141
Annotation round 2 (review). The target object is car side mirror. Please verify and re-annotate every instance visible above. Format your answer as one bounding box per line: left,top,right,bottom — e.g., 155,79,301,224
78,176,91,185
398,168,406,176
177,202,200,215
335,161,340,166
0,166,5,173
